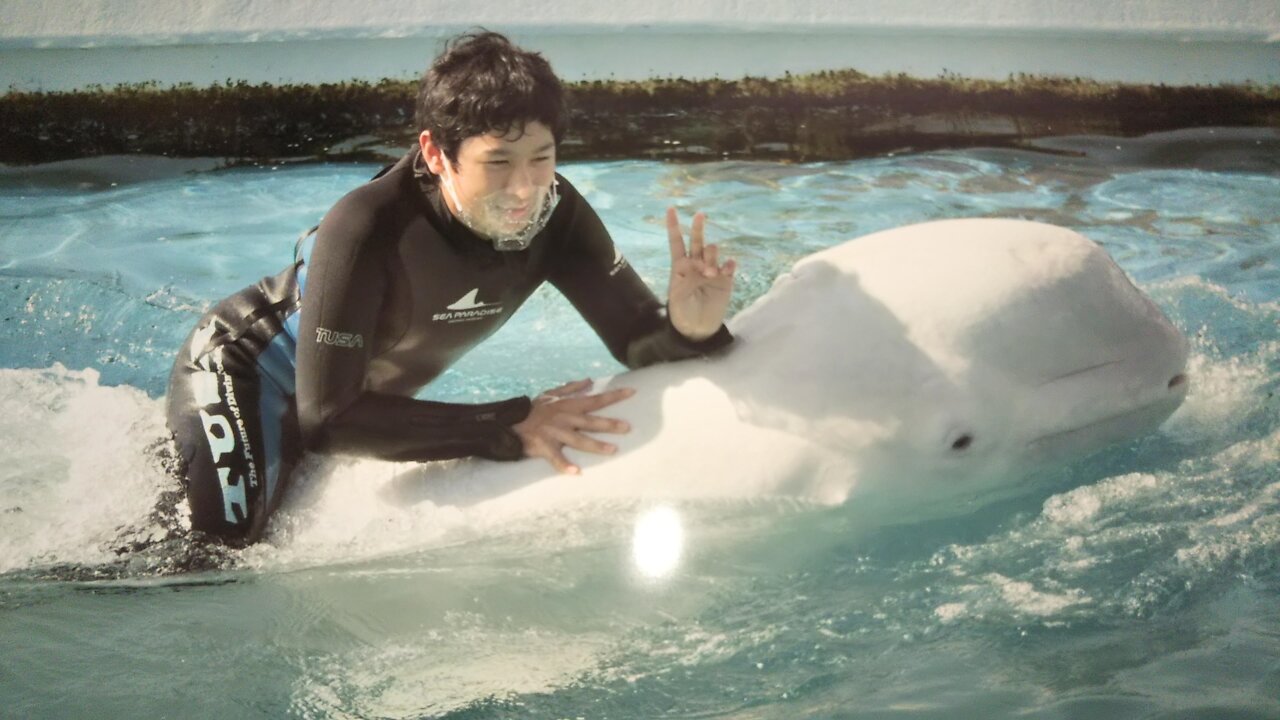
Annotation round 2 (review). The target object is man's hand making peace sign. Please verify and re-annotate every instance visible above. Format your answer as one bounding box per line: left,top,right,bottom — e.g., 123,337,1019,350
665,207,737,341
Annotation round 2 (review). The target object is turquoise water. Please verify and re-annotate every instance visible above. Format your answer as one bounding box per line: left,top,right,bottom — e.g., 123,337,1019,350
2,129,1279,718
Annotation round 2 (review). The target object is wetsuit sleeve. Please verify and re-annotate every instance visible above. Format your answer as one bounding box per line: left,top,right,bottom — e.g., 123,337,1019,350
295,195,531,462
548,180,733,369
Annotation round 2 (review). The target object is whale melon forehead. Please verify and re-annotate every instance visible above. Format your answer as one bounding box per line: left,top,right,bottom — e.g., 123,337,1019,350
795,219,1155,376
805,219,1097,324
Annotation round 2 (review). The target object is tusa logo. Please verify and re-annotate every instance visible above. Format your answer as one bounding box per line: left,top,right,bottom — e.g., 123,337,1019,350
191,345,258,525
315,327,364,348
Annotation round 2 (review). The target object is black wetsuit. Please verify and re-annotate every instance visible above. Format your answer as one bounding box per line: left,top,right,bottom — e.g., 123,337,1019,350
165,152,732,544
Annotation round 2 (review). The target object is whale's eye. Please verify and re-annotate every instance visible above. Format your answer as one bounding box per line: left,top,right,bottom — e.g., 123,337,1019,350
950,434,974,452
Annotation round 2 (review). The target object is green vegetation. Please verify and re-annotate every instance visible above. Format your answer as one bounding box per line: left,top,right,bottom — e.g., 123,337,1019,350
2,71,1277,164
1,78,414,163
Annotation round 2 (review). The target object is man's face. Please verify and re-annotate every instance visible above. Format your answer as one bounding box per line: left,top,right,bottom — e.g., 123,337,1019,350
434,121,557,237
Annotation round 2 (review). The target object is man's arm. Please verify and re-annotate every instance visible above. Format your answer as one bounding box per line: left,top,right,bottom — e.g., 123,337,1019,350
547,179,734,369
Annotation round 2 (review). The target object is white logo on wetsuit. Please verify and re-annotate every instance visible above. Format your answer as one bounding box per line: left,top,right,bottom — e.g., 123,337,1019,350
434,288,504,323
315,327,364,348
191,345,258,525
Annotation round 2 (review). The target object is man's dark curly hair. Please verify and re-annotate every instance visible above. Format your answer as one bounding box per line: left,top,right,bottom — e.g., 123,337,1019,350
416,31,567,168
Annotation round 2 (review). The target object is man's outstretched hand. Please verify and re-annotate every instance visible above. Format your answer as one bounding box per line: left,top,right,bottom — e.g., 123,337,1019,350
512,379,634,474
666,207,736,341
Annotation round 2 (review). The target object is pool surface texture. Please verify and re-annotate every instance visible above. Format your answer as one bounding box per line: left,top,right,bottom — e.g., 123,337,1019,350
1,128,1278,718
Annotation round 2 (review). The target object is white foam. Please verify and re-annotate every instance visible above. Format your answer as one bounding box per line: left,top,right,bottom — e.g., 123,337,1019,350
1175,496,1279,573
291,620,611,718
1162,343,1276,443
0,364,169,573
931,574,1091,624
241,450,685,573
1041,472,1163,528
929,420,1280,625
240,456,472,569
987,573,1092,616
1150,276,1278,443
1175,427,1280,569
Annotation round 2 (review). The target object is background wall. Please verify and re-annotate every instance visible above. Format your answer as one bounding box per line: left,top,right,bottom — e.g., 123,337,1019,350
2,0,1278,91
4,0,1279,43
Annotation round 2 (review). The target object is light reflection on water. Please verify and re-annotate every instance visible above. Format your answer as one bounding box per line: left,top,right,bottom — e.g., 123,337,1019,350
632,505,685,580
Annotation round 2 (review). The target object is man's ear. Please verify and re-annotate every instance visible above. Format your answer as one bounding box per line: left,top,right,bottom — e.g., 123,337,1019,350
419,130,448,175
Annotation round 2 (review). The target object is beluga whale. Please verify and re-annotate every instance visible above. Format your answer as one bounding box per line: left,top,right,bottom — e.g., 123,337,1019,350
303,218,1190,528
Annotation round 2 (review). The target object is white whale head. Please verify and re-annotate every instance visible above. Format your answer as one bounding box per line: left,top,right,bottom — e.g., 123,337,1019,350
719,218,1189,508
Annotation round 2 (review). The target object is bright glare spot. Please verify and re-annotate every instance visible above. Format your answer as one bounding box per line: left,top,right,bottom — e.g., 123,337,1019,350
632,505,684,579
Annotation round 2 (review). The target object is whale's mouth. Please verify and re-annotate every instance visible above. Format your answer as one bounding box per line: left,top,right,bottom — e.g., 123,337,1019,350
1027,374,1189,454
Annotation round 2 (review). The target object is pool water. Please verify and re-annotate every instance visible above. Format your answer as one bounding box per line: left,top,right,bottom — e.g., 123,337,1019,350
1,128,1278,718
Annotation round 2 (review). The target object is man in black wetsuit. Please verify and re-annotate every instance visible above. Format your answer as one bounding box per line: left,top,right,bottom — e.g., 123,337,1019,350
165,31,737,544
